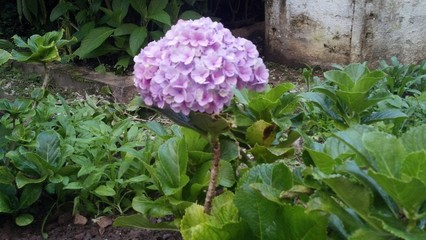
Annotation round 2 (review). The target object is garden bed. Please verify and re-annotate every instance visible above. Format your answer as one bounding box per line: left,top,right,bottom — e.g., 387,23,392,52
0,61,303,240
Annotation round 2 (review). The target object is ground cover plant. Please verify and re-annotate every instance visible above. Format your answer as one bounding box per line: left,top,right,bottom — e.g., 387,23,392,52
1,14,426,240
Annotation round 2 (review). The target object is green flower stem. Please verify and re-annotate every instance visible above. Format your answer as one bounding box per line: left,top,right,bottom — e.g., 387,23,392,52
204,139,221,214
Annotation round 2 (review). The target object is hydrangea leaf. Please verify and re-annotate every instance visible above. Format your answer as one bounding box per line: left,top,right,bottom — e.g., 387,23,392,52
306,148,335,174
369,171,426,219
401,125,426,153
362,132,406,178
114,214,179,230
401,151,426,184
235,163,326,240
181,192,250,240
246,120,276,146
250,145,293,163
132,195,173,217
189,112,230,137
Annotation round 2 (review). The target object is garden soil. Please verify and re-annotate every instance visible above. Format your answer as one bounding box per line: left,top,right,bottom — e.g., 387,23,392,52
0,213,182,240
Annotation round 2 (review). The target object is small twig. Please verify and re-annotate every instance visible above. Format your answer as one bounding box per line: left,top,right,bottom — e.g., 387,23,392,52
204,140,221,214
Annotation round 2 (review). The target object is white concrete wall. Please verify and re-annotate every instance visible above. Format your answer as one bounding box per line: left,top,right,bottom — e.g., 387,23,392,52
265,0,426,67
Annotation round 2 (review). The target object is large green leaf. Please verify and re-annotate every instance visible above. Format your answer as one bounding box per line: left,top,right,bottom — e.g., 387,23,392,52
36,131,61,170
74,27,114,58
362,132,406,178
250,145,293,163
179,10,202,20
219,139,239,161
147,0,171,25
362,110,407,124
181,192,251,240
132,195,173,217
0,49,12,65
11,35,28,48
155,137,189,196
264,83,295,102
246,120,276,146
129,27,147,56
148,11,171,26
322,176,372,215
380,220,426,240
332,125,375,167
308,191,365,234
7,148,50,177
0,167,15,184
401,151,426,184
352,70,386,92
343,63,367,82
218,161,236,188
19,184,42,208
348,228,390,240
0,98,32,114
279,204,328,240
401,125,426,153
324,70,354,91
15,172,48,189
10,30,70,63
0,192,13,213
0,39,14,50
321,175,384,231
94,185,116,197
113,23,138,36
114,214,179,230
323,137,353,159
130,0,147,17
340,161,399,217
306,148,335,174
369,171,426,219
15,213,34,226
300,92,342,122
234,163,327,239
50,1,76,21
336,91,378,114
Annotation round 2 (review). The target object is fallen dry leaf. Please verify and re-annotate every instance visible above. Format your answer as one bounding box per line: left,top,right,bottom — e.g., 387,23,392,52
92,216,113,235
73,213,88,225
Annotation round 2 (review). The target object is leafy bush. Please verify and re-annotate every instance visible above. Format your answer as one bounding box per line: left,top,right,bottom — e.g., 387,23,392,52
304,124,426,239
228,83,300,163
49,0,202,71
0,89,160,224
0,30,76,88
301,63,407,130
379,56,426,97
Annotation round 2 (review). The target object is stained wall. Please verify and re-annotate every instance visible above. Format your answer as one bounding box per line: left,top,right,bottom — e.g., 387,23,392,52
265,0,426,67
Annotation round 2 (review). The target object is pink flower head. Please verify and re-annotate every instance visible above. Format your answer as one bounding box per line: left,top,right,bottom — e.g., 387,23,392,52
133,17,269,115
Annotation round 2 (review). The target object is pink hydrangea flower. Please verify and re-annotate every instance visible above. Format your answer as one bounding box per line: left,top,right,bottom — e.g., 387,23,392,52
133,17,269,115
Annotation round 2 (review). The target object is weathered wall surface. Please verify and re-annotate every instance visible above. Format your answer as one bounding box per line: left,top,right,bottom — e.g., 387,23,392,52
265,0,426,67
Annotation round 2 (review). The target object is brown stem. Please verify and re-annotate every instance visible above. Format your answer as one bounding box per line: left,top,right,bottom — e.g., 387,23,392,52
42,63,50,89
204,140,221,214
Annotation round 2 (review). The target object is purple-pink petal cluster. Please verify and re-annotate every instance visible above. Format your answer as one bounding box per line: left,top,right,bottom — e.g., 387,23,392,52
133,17,269,115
